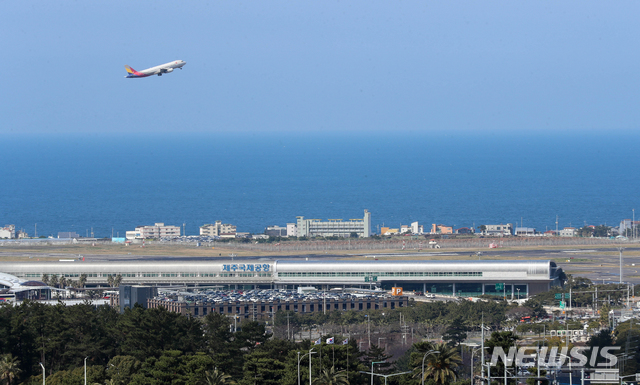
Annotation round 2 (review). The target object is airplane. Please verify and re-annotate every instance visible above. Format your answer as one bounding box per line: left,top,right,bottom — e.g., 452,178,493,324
124,60,186,78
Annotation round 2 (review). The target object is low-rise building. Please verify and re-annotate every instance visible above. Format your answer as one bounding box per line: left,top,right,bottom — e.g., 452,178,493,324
456,227,474,234
559,227,578,237
0,225,15,239
515,227,537,236
431,224,453,234
126,223,181,240
296,210,371,238
483,224,513,237
200,221,237,238
381,227,399,236
58,232,80,239
264,225,287,237
111,292,409,320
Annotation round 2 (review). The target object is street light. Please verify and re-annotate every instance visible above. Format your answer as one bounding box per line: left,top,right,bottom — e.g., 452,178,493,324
371,360,386,385
619,374,637,385
297,349,316,385
471,347,489,384
84,357,88,385
359,371,413,385
422,350,440,385
378,337,386,349
39,362,45,385
516,288,520,300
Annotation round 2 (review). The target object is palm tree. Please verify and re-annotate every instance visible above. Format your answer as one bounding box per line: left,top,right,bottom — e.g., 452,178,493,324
0,353,22,385
201,368,235,385
113,274,123,287
414,342,461,385
312,366,349,385
49,275,60,298
78,273,88,288
41,274,50,285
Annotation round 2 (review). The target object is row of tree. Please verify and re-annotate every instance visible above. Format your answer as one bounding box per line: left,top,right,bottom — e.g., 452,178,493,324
0,297,537,385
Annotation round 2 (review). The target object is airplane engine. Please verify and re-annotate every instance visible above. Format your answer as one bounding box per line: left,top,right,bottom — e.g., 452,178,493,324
165,68,174,73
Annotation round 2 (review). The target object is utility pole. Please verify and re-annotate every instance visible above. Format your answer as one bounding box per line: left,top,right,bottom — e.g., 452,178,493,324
481,315,485,384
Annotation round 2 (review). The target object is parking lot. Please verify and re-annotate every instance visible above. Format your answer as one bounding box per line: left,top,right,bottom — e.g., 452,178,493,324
155,287,398,304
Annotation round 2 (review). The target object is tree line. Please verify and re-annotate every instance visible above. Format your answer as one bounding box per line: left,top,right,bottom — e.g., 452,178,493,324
0,297,538,385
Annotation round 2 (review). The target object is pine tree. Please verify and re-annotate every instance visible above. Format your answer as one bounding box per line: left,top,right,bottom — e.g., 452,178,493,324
442,316,468,346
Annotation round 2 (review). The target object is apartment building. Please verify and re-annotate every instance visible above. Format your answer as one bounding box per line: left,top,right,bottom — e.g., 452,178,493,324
200,221,237,238
126,223,181,240
296,210,371,238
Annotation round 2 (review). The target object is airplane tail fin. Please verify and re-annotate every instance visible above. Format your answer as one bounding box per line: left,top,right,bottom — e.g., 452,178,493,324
124,65,143,77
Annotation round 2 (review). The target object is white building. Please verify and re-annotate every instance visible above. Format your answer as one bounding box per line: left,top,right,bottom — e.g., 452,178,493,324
515,227,537,236
399,223,423,234
296,210,371,238
620,219,640,237
483,224,513,236
0,259,565,297
200,221,237,238
0,225,15,239
559,227,578,237
126,223,181,240
286,223,297,237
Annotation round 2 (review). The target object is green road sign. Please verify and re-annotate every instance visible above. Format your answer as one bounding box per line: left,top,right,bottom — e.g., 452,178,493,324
559,301,566,309
495,283,504,290
555,293,562,299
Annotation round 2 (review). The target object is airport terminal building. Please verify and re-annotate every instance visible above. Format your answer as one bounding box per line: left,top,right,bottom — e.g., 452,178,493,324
0,259,564,299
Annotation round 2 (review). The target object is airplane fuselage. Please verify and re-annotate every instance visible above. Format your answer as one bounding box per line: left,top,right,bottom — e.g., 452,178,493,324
125,60,186,78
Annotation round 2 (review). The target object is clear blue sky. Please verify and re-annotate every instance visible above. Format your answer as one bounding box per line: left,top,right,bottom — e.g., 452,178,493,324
1,1,639,134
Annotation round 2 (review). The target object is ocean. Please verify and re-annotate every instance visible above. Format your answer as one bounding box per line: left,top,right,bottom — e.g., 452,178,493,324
1,131,638,238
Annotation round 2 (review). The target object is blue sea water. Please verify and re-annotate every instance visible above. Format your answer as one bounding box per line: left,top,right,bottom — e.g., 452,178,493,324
1,131,639,238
